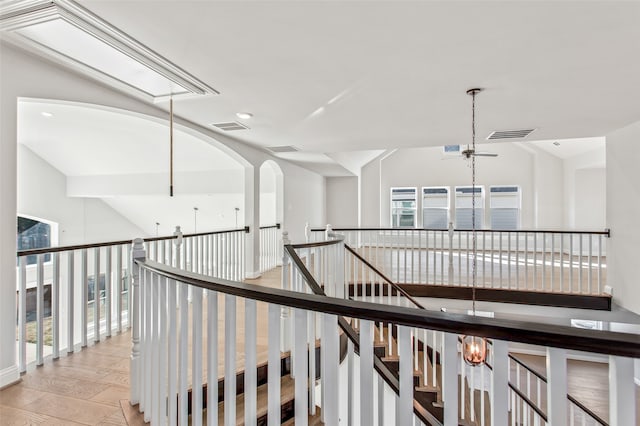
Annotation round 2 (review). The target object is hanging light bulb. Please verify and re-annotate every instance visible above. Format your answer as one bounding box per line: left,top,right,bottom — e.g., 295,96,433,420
462,88,488,367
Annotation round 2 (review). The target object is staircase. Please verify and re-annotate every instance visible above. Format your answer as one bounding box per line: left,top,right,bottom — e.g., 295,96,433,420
187,346,324,425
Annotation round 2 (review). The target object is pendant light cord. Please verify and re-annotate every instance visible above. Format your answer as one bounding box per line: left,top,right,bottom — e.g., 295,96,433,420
471,90,477,315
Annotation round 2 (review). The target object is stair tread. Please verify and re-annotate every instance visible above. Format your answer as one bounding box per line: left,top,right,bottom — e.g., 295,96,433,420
281,408,323,425
216,375,296,425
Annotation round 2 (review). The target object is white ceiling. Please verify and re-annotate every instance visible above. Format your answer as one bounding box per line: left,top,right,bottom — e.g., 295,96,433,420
72,0,640,160
18,100,243,176
528,137,605,160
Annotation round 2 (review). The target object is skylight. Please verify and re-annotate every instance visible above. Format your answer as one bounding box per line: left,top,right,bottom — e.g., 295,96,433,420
0,0,218,101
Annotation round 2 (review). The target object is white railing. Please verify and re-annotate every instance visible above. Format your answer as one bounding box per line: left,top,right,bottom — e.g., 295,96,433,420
259,224,281,273
296,231,632,426
15,226,246,373
129,232,637,426
310,226,609,295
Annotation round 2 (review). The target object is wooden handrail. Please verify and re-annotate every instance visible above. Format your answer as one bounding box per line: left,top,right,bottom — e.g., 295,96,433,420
344,243,426,310
508,353,608,425
17,227,249,257
259,223,280,230
509,383,548,422
310,227,610,236
136,255,640,358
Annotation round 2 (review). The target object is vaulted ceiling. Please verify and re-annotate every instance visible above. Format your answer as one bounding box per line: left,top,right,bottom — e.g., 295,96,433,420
5,1,640,174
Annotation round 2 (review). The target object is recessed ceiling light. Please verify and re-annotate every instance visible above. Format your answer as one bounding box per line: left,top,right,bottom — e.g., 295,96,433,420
236,112,253,120
41,112,53,118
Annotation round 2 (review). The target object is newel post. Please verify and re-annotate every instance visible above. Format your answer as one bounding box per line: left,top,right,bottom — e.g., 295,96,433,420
280,231,291,352
173,226,183,269
130,238,146,405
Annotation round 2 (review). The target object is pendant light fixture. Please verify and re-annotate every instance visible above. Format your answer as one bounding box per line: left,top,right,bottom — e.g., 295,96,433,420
462,88,488,367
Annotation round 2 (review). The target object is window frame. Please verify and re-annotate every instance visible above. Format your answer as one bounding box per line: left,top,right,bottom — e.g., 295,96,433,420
390,186,418,228
489,185,521,230
421,186,450,230
454,185,485,230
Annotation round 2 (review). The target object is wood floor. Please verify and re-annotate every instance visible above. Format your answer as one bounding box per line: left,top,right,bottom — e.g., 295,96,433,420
0,268,282,425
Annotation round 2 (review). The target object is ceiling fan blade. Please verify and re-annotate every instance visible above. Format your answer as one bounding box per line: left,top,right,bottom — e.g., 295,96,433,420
473,152,498,157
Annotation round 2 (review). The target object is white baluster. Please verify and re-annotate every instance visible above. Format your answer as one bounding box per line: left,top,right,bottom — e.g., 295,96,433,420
294,308,308,426
546,347,567,426
18,256,26,371
105,247,112,337
322,314,339,425
442,332,458,426
52,252,60,358
67,251,75,353
192,287,203,426
178,281,189,425
347,338,354,426
609,355,636,426
151,273,160,424
130,238,145,405
397,325,413,425
360,320,374,426
245,298,257,425
308,311,316,415
94,247,101,343
268,304,281,426
168,277,178,426
492,340,509,426
36,254,44,365
224,294,237,426
207,289,218,426
116,245,122,333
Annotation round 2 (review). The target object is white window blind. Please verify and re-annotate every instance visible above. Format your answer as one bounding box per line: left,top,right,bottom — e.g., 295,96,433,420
391,187,417,228
455,186,484,229
422,187,449,229
490,186,520,229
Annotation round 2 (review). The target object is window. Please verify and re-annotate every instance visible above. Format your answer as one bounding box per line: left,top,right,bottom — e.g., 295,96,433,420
490,186,521,229
422,187,449,229
455,186,484,229
443,145,461,155
17,216,51,265
391,187,417,228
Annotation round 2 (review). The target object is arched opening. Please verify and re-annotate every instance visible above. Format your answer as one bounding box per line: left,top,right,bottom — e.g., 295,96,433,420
17,98,251,241
258,160,284,272
259,160,284,227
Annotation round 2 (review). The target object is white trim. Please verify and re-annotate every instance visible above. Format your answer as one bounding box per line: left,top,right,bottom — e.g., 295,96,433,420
0,0,218,100
0,364,20,389
508,346,608,364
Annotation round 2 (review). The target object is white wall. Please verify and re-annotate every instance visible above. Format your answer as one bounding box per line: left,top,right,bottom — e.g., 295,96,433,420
606,119,640,314
281,163,325,243
564,146,606,229
530,146,564,229
18,145,146,244
326,176,358,227
376,143,538,228
574,168,606,230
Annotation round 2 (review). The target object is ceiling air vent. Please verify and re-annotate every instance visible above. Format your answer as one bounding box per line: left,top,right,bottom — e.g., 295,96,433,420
211,122,249,131
266,146,299,153
487,129,536,140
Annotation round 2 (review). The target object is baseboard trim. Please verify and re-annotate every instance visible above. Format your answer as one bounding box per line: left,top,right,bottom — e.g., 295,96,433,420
0,364,20,389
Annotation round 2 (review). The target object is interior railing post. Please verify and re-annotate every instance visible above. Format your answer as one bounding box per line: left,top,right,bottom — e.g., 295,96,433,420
268,303,281,426
443,332,459,425
448,222,454,285
546,347,568,426
36,253,44,366
281,231,292,353
492,340,509,425
18,256,27,371
129,237,145,405
609,355,636,425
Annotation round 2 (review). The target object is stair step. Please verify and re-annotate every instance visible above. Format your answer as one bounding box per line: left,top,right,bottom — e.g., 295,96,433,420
281,408,323,425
